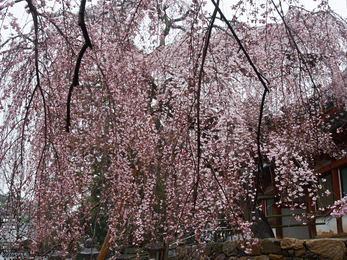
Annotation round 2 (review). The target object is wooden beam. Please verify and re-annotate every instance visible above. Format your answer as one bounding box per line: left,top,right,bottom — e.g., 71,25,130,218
317,156,347,173
332,168,344,235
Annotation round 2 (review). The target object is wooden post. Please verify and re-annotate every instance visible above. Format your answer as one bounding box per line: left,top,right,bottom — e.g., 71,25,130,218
274,205,283,239
97,230,111,260
97,167,138,260
332,168,343,234
162,241,169,260
307,196,317,238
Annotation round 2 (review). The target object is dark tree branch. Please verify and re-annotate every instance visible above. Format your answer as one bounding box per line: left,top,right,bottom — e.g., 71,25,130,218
253,88,267,211
210,0,270,211
193,0,219,211
158,9,193,46
7,0,49,225
24,0,48,158
211,0,270,92
0,35,21,49
66,0,92,132
78,0,92,48
173,9,194,23
270,0,319,96
171,24,186,31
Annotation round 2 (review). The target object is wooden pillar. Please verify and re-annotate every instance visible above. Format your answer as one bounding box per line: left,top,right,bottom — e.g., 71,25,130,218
332,168,343,234
162,242,169,260
332,168,341,201
274,204,283,239
307,196,317,238
97,167,138,260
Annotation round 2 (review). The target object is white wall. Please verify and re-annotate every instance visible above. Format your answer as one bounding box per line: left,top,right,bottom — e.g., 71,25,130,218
281,208,310,239
315,216,338,236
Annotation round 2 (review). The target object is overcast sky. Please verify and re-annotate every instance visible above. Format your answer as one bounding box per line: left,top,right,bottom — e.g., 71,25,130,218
206,0,347,22
2,0,347,35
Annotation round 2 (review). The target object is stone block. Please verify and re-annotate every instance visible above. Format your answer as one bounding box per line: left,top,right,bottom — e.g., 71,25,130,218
305,251,320,260
305,239,346,260
253,255,270,260
215,253,227,260
222,241,237,256
237,241,261,256
294,248,306,257
210,251,219,260
281,238,304,250
268,254,285,260
212,242,223,254
237,249,247,258
282,249,289,257
261,238,282,254
204,243,213,256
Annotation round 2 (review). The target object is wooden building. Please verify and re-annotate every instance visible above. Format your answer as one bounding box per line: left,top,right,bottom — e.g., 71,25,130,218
260,105,347,239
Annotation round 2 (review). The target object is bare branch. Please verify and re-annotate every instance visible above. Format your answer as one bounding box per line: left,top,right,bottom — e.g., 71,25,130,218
65,0,93,132
211,0,270,93
210,0,270,211
270,0,319,96
193,0,219,210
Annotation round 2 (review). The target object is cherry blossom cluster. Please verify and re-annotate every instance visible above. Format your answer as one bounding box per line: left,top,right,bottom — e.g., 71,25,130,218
0,0,346,256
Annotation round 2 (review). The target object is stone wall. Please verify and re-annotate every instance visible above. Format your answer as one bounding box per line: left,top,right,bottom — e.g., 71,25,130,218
177,238,347,260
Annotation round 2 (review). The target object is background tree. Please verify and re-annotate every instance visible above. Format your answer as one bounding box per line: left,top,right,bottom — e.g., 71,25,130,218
0,0,346,258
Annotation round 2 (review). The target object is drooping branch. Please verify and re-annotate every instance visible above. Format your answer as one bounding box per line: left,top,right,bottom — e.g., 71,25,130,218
65,0,93,132
5,0,50,236
211,0,269,93
25,0,47,139
253,88,268,211
19,0,48,186
270,0,319,96
41,13,74,49
0,35,21,49
193,0,219,210
77,0,92,48
210,0,270,211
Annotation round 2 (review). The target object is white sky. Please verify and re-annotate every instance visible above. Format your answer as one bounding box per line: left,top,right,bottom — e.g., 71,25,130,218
1,0,347,41
205,0,347,21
